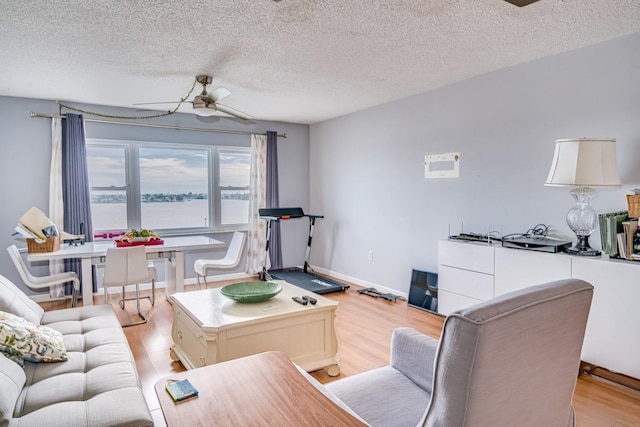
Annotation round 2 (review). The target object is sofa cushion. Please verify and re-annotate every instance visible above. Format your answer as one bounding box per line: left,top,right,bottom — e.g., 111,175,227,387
0,311,68,363
6,304,154,426
1,350,25,367
0,352,26,421
327,365,430,427
10,388,153,427
0,274,44,325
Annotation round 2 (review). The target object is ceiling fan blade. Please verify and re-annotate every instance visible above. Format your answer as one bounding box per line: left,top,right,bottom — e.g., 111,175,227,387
215,103,254,120
207,87,231,102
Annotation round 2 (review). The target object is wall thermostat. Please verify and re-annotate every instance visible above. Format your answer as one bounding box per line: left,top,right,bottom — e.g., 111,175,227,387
425,152,460,179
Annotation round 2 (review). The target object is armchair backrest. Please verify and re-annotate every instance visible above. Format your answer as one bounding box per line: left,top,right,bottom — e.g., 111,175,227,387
422,279,593,427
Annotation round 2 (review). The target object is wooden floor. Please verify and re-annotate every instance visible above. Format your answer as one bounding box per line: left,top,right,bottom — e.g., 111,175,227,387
42,279,640,427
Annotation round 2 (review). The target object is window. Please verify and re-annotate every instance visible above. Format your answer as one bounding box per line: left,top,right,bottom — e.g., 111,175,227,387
138,146,209,230
86,145,128,232
86,140,251,236
219,151,251,225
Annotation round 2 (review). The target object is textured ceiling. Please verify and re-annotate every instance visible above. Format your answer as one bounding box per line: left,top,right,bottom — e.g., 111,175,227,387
1,0,640,124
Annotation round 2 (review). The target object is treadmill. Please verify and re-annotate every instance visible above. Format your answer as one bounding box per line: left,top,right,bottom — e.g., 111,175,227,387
258,207,349,294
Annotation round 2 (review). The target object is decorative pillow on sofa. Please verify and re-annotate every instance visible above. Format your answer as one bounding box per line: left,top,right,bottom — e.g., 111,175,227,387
1,349,25,367
0,311,67,363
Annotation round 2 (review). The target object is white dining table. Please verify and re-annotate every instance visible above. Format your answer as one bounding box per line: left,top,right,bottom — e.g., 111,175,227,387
27,236,224,305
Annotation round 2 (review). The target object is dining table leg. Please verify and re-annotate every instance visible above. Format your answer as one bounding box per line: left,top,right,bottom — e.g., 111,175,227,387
164,250,184,297
81,257,94,305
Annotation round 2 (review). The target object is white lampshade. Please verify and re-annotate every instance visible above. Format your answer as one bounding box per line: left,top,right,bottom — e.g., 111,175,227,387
545,138,621,187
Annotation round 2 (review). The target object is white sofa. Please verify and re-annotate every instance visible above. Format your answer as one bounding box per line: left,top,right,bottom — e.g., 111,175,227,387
0,274,153,426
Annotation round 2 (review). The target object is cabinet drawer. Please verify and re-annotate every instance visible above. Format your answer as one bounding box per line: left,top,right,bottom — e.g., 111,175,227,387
494,247,571,296
439,265,494,300
438,240,494,274
438,290,483,316
175,319,207,367
174,310,208,367
175,309,206,344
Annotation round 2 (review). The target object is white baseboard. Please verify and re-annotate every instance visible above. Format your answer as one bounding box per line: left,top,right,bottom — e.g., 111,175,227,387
309,265,408,299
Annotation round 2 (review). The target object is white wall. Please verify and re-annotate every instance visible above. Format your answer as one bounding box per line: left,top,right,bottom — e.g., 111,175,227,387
309,31,640,294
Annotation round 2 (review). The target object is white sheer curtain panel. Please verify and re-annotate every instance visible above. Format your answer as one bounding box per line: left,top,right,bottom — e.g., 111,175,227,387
246,134,268,275
49,118,65,298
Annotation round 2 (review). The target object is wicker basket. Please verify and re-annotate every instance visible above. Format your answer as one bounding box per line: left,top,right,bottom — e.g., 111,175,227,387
627,195,640,219
26,236,60,253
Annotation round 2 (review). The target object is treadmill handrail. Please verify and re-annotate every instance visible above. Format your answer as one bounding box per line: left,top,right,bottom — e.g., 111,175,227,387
259,207,305,218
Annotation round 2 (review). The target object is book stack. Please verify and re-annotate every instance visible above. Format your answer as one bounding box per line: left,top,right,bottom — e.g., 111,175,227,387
619,218,638,260
165,379,198,402
598,211,628,257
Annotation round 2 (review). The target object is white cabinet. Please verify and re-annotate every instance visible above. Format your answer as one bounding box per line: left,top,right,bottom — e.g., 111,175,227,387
437,239,640,380
572,257,640,379
437,240,495,316
438,239,495,274
494,247,572,296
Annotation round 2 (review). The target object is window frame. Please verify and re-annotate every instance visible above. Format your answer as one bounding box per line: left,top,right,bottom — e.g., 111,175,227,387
86,138,251,236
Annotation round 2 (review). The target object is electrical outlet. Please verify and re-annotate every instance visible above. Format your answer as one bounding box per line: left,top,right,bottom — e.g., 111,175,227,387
368,250,373,261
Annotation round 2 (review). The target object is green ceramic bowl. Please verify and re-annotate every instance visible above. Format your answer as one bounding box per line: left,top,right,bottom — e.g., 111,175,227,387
220,281,283,303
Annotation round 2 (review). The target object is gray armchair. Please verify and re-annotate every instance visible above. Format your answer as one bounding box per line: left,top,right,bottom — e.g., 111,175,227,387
326,279,593,427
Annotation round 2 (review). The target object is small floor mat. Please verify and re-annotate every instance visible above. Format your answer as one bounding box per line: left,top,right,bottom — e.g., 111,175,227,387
269,268,349,294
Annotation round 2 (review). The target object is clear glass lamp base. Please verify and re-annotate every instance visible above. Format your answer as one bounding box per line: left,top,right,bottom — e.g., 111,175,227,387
566,235,600,256
566,187,600,256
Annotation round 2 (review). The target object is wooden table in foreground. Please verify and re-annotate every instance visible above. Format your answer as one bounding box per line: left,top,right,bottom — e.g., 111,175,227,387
155,351,366,426
169,280,340,375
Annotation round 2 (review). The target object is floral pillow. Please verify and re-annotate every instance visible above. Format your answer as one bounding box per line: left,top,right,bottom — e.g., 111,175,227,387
0,311,67,363
1,349,25,367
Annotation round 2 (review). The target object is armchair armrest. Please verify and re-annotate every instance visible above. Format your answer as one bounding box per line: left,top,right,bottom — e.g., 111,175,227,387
390,327,439,394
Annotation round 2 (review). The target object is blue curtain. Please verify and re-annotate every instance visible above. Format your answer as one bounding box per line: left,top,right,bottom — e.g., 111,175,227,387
62,113,95,294
266,131,283,269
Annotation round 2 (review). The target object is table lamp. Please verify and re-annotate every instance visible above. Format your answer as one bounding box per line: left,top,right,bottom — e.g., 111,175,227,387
545,138,621,256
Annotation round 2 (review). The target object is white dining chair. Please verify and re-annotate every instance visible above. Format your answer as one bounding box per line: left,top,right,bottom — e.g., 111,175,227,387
194,231,246,288
102,246,156,327
7,244,80,307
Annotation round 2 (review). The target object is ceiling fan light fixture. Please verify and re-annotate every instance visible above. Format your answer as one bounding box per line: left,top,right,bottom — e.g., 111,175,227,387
193,107,218,117
502,0,540,6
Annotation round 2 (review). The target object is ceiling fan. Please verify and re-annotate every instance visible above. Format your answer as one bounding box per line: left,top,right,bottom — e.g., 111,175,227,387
135,75,253,120
502,0,540,6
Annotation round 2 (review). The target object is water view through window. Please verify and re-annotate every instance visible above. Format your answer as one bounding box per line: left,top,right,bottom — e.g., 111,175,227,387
87,142,250,233
91,199,248,229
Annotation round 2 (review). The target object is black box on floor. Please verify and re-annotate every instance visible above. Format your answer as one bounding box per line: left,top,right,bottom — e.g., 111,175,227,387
408,269,439,314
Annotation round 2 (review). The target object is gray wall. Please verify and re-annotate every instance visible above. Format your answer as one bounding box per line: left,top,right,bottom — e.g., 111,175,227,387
0,96,310,295
309,31,640,294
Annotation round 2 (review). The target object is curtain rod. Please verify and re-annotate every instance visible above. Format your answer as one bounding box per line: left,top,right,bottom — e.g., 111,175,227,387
30,112,287,138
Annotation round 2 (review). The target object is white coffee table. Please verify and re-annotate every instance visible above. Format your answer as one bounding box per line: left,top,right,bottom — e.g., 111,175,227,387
169,280,340,376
